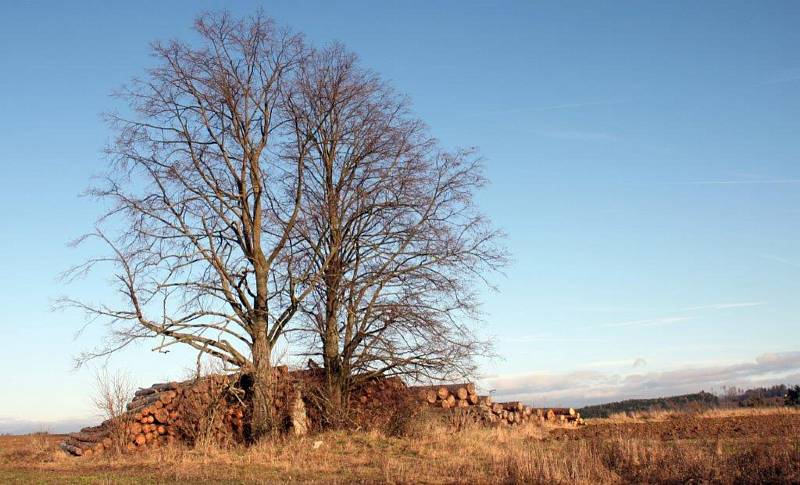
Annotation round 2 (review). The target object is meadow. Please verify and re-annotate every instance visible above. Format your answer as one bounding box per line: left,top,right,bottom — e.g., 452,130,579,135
2,407,799,484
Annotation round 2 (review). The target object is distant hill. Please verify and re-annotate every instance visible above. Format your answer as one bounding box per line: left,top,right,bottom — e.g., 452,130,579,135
577,385,792,418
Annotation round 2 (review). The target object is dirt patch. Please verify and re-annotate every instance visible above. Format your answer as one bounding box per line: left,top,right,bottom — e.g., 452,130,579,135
548,413,800,441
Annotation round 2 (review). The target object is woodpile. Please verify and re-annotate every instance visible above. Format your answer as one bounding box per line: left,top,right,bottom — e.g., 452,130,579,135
61,381,187,456
346,377,416,431
412,383,586,427
60,374,586,456
60,368,299,457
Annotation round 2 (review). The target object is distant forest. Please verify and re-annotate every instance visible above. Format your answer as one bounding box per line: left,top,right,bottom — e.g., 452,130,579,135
578,384,799,418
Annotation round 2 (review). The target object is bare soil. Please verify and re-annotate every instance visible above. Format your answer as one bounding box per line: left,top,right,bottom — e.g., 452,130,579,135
550,412,800,441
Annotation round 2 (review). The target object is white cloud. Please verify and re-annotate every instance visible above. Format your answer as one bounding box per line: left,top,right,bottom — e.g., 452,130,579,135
584,359,638,368
682,302,766,311
532,130,619,142
475,99,627,116
583,358,647,369
527,99,627,112
500,335,610,343
759,254,800,269
602,316,693,328
670,179,800,185
481,351,800,408
597,302,764,330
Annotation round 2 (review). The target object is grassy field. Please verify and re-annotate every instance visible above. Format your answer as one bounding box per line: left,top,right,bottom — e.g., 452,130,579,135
2,407,799,484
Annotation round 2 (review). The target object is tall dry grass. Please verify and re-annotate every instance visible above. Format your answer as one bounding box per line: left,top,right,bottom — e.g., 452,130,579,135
605,405,800,423
599,434,800,483
3,410,800,483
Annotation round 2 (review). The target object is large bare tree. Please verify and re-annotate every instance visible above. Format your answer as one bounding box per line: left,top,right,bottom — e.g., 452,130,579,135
287,45,507,413
63,11,506,434
60,12,316,438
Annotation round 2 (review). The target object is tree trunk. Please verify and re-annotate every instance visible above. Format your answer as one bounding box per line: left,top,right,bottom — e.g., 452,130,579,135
322,236,345,416
323,321,343,413
250,324,274,440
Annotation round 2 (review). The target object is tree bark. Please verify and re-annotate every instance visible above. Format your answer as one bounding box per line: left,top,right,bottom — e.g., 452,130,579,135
321,155,346,417
250,324,274,439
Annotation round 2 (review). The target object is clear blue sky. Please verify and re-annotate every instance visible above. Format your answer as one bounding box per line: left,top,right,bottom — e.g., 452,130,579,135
1,1,799,431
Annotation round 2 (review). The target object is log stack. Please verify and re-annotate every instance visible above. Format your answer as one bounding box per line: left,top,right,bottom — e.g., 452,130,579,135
61,376,254,456
412,383,585,428
61,382,187,456
541,407,584,426
414,383,481,410
60,366,375,456
346,377,417,431
60,375,586,456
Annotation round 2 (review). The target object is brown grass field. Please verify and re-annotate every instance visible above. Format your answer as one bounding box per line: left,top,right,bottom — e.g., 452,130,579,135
2,407,799,484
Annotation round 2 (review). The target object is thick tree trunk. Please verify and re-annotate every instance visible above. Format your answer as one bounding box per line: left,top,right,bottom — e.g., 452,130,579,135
320,157,348,418
250,324,274,440
322,233,345,416
323,308,342,412
323,347,348,423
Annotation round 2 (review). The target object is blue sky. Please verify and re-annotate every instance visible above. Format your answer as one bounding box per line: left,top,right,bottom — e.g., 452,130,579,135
1,1,799,431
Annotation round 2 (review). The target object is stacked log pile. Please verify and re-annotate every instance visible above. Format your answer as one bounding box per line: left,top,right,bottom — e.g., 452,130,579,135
348,377,416,430
412,383,585,427
542,407,586,426
60,372,280,456
61,382,186,456
60,374,585,456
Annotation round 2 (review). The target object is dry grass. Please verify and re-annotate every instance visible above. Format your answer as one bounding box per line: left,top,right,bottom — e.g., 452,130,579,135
603,409,680,423
696,406,800,419
604,405,800,423
2,409,799,484
1,425,609,484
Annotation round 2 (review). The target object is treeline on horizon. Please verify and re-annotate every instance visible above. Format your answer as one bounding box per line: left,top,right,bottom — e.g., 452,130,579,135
578,384,800,418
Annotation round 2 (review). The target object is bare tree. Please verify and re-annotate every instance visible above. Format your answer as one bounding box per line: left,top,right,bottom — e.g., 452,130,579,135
61,11,505,434
60,12,316,438
287,45,507,412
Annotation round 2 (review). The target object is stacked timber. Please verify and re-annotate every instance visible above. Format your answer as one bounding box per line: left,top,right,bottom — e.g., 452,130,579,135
61,382,187,456
412,383,585,427
347,377,416,431
414,383,481,410
60,374,586,457
61,374,263,456
540,407,585,426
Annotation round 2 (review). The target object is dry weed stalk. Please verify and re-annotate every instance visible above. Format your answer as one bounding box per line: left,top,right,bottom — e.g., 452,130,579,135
91,367,135,454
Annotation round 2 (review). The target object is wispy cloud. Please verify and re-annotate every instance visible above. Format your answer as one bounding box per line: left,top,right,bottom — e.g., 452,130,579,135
585,358,648,369
500,335,610,343
481,351,800,407
599,301,765,329
682,302,766,311
527,99,627,112
477,99,627,116
601,316,693,328
569,306,645,313
567,301,768,314
532,130,619,142
669,179,800,185
760,254,800,269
